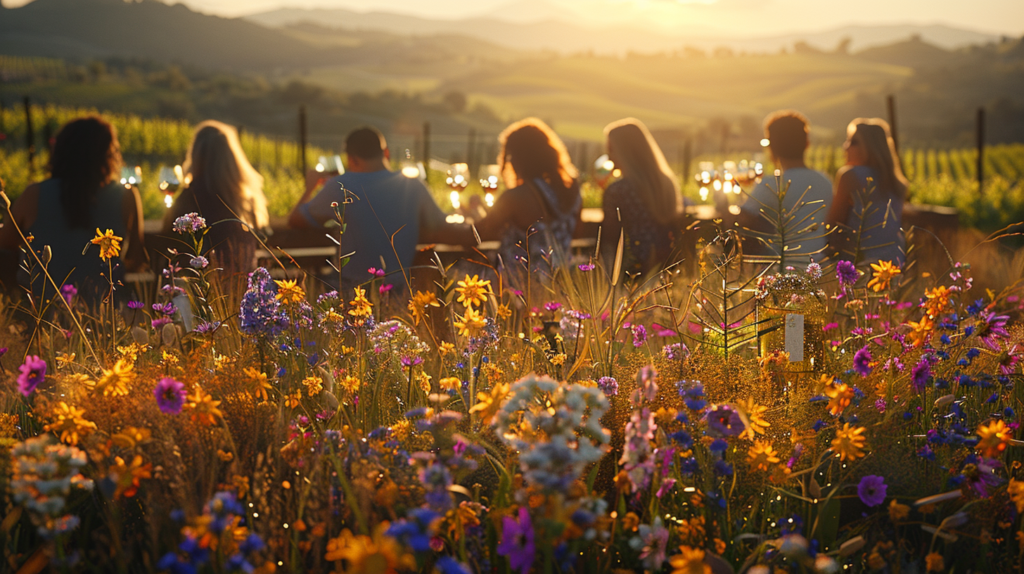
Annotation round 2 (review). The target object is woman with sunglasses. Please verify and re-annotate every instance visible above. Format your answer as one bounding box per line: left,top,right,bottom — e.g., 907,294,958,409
825,118,908,265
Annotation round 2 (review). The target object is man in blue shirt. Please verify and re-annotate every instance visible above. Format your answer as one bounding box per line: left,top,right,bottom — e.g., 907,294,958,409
289,126,472,288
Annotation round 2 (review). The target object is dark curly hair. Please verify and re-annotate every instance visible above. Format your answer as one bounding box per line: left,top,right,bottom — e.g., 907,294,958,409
498,118,578,195
48,117,123,228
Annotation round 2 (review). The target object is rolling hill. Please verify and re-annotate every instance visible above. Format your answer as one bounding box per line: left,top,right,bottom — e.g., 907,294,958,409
0,0,331,70
245,6,1001,55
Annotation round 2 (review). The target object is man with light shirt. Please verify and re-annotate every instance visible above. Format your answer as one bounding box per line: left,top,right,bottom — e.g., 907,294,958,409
738,110,833,263
288,126,472,288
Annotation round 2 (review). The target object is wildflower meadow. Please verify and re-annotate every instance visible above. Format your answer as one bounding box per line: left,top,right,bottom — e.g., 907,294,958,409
1,187,1023,574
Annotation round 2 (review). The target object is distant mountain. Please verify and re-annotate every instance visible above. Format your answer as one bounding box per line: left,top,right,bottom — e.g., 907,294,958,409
245,7,1001,55
0,0,332,70
481,0,582,24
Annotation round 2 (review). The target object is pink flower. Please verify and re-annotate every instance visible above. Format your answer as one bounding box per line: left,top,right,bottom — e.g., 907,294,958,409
17,355,46,396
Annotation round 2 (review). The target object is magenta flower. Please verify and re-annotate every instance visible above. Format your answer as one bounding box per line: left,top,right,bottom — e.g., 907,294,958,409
154,377,187,414
836,260,859,286
578,263,595,271
17,355,46,396
60,284,77,304
544,301,562,312
597,376,618,397
911,358,931,392
853,346,873,377
857,475,887,507
632,324,648,347
497,507,535,574
977,312,1010,350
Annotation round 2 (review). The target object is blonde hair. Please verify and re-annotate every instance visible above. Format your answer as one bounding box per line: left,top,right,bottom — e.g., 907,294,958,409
848,118,908,199
183,120,269,229
605,118,679,225
498,118,578,192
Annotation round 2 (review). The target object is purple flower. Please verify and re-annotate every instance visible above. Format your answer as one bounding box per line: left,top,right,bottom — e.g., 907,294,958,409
632,324,647,347
964,458,1004,497
544,301,562,312
663,342,690,361
379,283,393,294
836,260,859,286
853,346,873,377
190,256,209,269
151,317,172,329
127,300,145,310
806,261,822,279
911,358,931,392
705,404,746,437
497,507,535,574
597,376,618,397
17,355,46,396
578,263,595,271
240,268,288,338
857,475,887,507
60,284,77,304
976,312,1010,350
152,302,177,316
636,518,669,570
172,213,207,234
154,377,187,414
194,320,221,335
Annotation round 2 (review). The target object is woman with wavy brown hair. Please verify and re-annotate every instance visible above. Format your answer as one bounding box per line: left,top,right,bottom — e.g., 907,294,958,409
0,116,145,302
468,118,581,272
163,120,269,274
602,118,680,274
825,118,907,265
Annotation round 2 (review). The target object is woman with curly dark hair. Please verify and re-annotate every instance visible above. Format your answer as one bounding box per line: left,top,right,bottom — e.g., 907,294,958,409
467,118,581,272
0,116,145,302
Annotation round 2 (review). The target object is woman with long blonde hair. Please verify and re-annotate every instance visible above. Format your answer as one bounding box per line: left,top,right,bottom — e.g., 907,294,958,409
825,118,907,265
163,120,269,274
602,118,680,273
469,117,581,273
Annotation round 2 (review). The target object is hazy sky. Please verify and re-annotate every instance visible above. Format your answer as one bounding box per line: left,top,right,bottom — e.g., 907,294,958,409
4,0,1024,35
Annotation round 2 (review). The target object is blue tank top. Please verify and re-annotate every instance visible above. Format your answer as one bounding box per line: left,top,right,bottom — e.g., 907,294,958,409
844,166,905,266
24,179,128,301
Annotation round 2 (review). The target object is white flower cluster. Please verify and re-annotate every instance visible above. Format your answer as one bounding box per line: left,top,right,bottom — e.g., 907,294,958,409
11,435,94,539
495,374,610,491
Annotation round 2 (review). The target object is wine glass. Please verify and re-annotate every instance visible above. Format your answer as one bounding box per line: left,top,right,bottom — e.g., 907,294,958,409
158,166,181,208
478,164,500,207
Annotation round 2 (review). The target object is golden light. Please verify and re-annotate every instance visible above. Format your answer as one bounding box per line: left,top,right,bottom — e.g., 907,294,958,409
713,180,722,191
450,191,461,210
699,186,709,201
485,192,495,207
602,160,615,171
760,138,770,147
401,165,420,178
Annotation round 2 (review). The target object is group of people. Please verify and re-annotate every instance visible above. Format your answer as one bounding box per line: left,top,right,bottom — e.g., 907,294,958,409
0,109,906,303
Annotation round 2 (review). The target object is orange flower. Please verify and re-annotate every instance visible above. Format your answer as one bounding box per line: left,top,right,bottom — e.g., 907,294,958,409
867,260,900,292
187,385,223,426
830,423,867,461
825,383,855,417
976,419,1012,458
91,228,122,260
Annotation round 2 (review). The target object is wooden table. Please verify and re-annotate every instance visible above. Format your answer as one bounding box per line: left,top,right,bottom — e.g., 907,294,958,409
135,203,958,283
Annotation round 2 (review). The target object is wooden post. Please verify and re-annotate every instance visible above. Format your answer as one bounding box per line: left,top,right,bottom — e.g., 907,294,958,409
681,138,692,181
886,95,899,154
23,97,35,179
466,128,476,178
422,121,431,185
298,106,307,175
977,107,985,196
